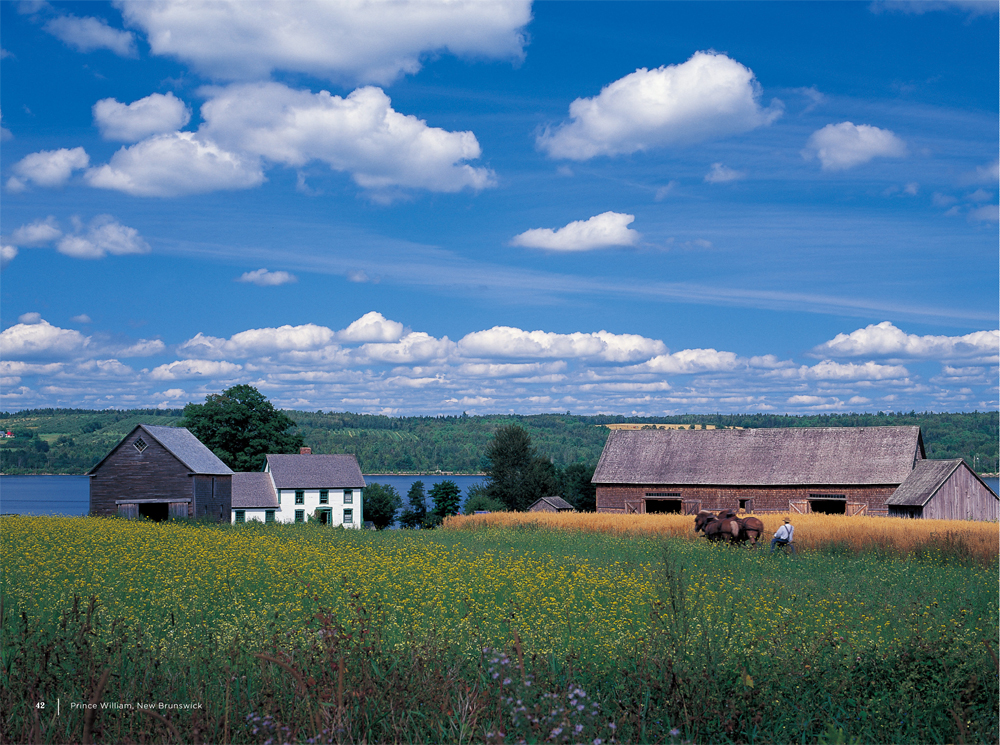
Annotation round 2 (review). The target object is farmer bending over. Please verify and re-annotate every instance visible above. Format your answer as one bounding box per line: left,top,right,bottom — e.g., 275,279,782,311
771,517,794,553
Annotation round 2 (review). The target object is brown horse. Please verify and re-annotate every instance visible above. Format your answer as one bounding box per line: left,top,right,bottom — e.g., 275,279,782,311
736,516,764,546
694,510,740,543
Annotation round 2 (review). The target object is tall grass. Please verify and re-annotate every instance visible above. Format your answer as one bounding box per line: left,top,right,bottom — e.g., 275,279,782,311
444,511,1000,563
2,516,997,743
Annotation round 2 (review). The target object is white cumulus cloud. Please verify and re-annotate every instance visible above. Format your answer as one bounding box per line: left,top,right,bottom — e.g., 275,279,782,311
638,348,741,374
537,51,782,160
799,360,910,381
93,92,191,142
43,14,136,56
85,132,265,197
355,332,455,364
511,211,639,251
236,268,297,286
55,216,151,259
803,122,907,171
149,359,243,380
198,82,494,194
337,312,405,343
11,216,62,246
811,321,999,362
118,0,531,85
178,324,336,359
7,147,89,191
458,327,664,363
0,319,90,360
0,245,17,269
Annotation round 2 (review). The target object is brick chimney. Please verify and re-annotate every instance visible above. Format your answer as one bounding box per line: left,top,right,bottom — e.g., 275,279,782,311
300,447,312,455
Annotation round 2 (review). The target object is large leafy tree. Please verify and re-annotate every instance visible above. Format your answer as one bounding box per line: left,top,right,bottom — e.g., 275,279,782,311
398,480,427,529
429,479,462,519
363,482,402,530
483,424,559,511
182,384,304,471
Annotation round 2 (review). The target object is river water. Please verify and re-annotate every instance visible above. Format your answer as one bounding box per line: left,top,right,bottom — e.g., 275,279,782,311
0,474,487,516
2,474,997,517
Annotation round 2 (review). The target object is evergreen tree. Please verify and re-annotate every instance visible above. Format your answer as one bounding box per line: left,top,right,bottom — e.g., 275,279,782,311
429,479,462,518
398,480,427,528
483,425,559,511
559,462,597,511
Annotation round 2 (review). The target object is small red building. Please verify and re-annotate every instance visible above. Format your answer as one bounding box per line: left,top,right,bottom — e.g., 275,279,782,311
592,426,998,520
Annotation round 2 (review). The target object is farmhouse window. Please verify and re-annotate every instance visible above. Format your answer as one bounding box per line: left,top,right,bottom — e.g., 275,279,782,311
344,489,354,504
343,508,354,524
133,437,147,453
320,489,329,504
265,510,275,523
295,490,305,504
235,510,245,523
295,510,305,523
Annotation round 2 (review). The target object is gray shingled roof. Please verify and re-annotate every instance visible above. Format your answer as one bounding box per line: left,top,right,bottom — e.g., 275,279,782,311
887,459,963,507
529,496,575,511
592,426,923,486
232,472,279,509
266,454,366,489
139,425,233,474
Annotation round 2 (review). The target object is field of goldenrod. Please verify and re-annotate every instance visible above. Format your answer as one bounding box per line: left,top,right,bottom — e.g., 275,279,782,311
2,515,997,744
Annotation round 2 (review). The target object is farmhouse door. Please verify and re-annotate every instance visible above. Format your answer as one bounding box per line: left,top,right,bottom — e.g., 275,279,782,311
788,500,809,514
118,503,138,519
846,502,867,516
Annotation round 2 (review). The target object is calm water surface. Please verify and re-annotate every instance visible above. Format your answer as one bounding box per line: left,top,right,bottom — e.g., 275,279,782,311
0,474,486,516
1,474,996,517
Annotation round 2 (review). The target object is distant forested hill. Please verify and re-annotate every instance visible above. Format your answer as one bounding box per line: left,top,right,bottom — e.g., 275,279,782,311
1,408,996,476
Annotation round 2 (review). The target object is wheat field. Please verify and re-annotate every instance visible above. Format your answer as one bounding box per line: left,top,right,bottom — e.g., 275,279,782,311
444,510,999,562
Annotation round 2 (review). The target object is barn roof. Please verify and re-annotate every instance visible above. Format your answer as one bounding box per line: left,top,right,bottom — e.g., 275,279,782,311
89,424,233,475
887,459,998,507
232,472,278,509
529,496,575,511
265,454,366,489
592,426,924,486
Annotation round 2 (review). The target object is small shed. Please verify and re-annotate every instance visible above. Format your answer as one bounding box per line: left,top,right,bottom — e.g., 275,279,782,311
528,496,575,513
887,459,999,520
89,424,233,521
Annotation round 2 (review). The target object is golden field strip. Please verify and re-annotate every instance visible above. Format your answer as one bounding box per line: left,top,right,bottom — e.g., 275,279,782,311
445,510,1000,562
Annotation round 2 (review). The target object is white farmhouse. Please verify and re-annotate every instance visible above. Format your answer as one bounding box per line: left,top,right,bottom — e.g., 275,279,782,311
231,449,365,527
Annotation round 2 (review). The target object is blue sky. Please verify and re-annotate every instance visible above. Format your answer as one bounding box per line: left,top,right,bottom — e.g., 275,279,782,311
2,0,997,416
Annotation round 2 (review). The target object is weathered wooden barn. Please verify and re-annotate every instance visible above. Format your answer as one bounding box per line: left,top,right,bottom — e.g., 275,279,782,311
592,426,998,520
528,496,575,513
89,424,233,521
886,458,998,520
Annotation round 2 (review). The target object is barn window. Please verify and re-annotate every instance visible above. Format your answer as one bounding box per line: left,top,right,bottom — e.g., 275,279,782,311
344,489,354,504
646,492,680,497
343,509,353,524
295,490,305,504
295,510,304,523
320,490,329,504
265,510,275,523
133,437,147,453
235,510,245,523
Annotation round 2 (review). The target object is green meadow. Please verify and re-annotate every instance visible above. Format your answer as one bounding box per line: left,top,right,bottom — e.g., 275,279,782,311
2,516,997,744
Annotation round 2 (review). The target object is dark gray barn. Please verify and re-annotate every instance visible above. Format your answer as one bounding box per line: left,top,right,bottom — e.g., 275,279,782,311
89,424,233,521
592,426,997,520
887,459,998,520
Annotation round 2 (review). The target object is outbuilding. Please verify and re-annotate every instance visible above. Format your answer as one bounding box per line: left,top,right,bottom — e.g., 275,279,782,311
89,424,233,521
592,425,996,520
887,458,998,520
528,496,575,513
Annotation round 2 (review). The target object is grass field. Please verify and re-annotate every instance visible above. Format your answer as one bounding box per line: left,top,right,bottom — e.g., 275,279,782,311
2,515,997,744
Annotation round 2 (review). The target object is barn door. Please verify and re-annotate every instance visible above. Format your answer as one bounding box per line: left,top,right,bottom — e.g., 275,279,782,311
788,500,809,514
169,502,188,519
846,502,867,516
624,500,641,514
682,499,701,515
118,503,138,519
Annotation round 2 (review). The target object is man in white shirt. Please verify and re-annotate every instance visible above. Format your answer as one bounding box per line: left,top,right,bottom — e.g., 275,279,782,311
771,518,794,553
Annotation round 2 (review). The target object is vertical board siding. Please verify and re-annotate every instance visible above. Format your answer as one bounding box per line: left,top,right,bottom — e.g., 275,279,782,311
90,429,195,516
923,466,999,521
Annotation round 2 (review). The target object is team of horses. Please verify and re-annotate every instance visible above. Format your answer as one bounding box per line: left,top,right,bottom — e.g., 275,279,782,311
694,509,765,546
